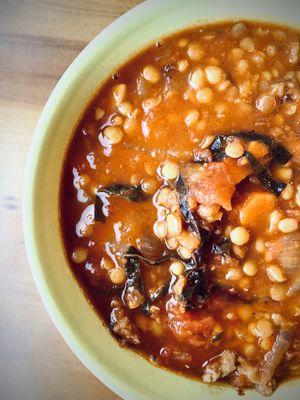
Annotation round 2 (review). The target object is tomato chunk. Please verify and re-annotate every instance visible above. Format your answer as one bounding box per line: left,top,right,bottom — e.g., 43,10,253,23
182,160,250,211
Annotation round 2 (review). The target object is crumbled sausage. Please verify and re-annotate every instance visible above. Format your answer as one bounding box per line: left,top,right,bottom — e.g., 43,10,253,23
110,298,141,345
202,350,236,383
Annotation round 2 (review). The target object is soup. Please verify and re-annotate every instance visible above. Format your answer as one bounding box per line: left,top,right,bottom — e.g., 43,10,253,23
60,21,300,396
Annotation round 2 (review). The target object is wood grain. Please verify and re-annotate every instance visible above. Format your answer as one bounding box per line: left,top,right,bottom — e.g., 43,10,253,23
0,1,141,399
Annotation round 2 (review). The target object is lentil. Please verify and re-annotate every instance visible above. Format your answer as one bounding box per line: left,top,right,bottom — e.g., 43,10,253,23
269,210,284,232
243,260,258,276
100,257,114,271
187,42,204,61
239,37,255,52
259,337,273,351
160,161,179,180
226,268,242,281
270,284,286,301
117,101,133,116
103,126,123,144
274,167,293,182
71,247,88,263
113,84,126,104
225,141,244,158
230,227,250,246
109,268,126,284
185,110,199,126
141,178,159,195
278,218,298,233
267,265,287,283
281,183,294,200
197,204,220,219
177,59,189,72
189,68,206,89
143,65,161,83
166,212,182,237
255,238,265,253
177,246,192,260
256,94,276,114
170,261,185,276
196,87,213,103
231,22,247,39
173,275,187,296
205,66,225,85
95,107,104,120
153,220,167,238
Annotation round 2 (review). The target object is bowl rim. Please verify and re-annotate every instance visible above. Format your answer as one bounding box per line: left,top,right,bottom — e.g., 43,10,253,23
23,1,300,399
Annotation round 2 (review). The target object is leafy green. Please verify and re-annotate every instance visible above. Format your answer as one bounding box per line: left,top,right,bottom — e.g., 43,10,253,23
209,132,289,196
123,251,174,265
123,246,171,316
94,184,144,222
234,131,292,165
244,151,287,196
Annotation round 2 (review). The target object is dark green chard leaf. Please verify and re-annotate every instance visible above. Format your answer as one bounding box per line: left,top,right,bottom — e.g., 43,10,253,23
176,174,210,240
102,184,143,201
175,175,211,304
234,131,292,165
211,237,231,256
123,246,146,310
123,246,144,286
211,331,223,343
142,281,171,315
98,183,143,201
123,251,174,265
150,282,170,302
180,249,211,304
94,184,144,222
210,131,292,165
94,192,108,222
141,302,151,316
175,174,189,220
181,269,208,303
244,151,287,197
96,286,124,296
210,135,227,161
123,246,171,316
209,132,289,196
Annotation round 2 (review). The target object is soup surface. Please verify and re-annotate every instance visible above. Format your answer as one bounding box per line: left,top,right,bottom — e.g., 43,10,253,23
61,21,300,396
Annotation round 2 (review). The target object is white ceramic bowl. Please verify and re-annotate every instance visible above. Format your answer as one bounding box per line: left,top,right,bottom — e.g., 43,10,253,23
24,1,300,399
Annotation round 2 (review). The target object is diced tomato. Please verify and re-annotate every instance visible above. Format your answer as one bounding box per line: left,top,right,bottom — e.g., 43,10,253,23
239,191,277,229
224,158,251,185
182,160,250,211
247,141,269,159
168,309,214,339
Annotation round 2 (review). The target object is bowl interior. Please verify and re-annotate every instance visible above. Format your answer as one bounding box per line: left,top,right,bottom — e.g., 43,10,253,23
24,0,300,399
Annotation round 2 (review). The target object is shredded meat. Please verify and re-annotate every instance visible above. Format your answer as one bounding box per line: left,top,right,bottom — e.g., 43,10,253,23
288,275,300,296
289,41,299,64
255,330,293,396
110,298,141,345
159,346,193,364
255,380,277,397
167,298,214,344
202,350,236,383
266,232,300,273
209,255,268,301
219,331,293,397
194,148,213,163
229,356,260,392
168,311,214,341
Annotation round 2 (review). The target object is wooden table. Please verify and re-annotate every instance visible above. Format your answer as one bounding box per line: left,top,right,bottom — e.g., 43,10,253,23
0,1,141,399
